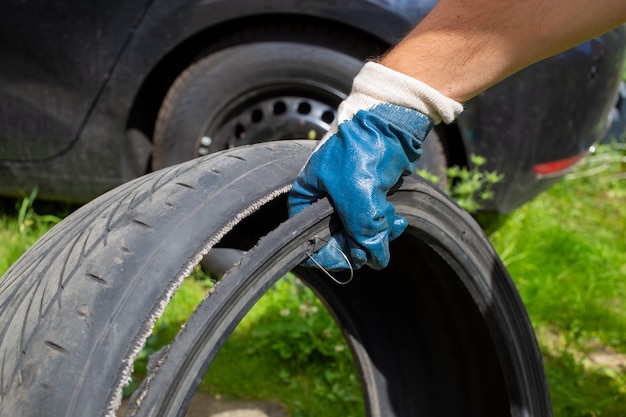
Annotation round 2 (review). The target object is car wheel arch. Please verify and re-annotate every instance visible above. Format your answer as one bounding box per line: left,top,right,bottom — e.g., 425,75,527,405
123,10,464,183
124,15,393,173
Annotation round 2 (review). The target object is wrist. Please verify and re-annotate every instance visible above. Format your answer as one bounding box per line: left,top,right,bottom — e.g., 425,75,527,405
346,61,463,124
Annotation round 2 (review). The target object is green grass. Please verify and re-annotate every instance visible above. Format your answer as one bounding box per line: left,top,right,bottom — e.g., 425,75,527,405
489,143,626,416
0,190,63,274
0,143,625,416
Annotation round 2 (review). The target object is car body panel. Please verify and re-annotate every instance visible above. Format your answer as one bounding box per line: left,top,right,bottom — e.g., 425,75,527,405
0,0,434,201
0,0,152,161
0,0,624,212
459,29,626,211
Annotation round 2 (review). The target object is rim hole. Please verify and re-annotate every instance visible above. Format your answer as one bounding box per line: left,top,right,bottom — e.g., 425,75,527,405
235,123,246,139
321,111,335,124
273,101,287,115
297,102,312,115
251,109,263,123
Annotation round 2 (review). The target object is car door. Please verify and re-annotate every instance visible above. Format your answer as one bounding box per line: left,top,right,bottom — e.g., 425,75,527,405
0,0,151,161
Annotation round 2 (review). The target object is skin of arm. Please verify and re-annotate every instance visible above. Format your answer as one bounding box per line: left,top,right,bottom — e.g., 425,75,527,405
288,1,626,271
381,0,626,103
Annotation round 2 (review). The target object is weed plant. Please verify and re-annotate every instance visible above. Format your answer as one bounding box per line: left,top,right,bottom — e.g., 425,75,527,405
418,153,504,212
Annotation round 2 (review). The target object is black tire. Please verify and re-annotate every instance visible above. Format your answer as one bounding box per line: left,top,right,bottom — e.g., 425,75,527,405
152,42,359,168
152,39,447,184
0,141,550,417
418,129,448,188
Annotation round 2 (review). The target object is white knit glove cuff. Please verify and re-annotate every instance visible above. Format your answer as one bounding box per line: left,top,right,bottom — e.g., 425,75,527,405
341,61,463,125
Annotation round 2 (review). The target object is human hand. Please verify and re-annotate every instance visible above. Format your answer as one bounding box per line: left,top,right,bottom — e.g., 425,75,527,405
288,62,462,271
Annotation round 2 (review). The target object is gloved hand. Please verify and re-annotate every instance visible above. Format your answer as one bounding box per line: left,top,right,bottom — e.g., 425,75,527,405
288,62,462,271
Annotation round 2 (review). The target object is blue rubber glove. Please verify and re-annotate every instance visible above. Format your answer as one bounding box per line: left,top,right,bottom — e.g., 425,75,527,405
288,62,462,271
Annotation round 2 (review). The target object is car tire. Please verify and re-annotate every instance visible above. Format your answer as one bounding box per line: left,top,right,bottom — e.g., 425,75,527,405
152,39,447,185
0,141,550,417
152,42,359,168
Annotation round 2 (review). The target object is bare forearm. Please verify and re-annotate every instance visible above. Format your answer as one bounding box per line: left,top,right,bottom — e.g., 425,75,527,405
381,0,626,102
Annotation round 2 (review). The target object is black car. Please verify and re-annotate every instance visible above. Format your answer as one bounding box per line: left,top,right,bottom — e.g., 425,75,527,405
1,0,625,212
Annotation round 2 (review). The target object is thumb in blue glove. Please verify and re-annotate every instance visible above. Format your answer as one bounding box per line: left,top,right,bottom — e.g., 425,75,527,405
288,62,463,271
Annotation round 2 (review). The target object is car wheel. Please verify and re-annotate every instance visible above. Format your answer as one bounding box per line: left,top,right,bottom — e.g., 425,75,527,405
152,40,447,184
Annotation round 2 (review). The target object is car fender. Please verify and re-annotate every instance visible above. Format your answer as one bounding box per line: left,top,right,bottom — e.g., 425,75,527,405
107,0,438,179
457,26,626,212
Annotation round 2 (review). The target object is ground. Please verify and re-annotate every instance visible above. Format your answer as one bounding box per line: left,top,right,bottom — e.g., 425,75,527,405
117,393,287,417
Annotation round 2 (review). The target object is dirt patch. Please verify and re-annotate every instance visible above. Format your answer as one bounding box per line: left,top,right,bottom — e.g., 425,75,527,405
538,326,626,373
581,340,626,372
117,392,288,417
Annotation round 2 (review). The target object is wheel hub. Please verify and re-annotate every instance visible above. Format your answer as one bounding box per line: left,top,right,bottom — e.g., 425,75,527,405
199,88,342,156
